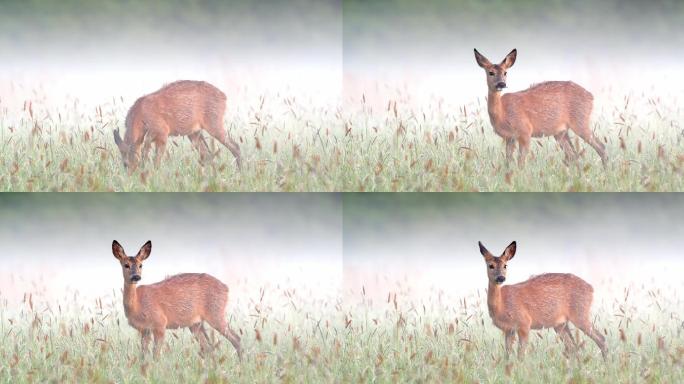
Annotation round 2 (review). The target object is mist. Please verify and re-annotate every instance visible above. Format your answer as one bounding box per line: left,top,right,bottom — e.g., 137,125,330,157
0,1,342,118
343,0,684,110
342,193,684,309
0,193,342,308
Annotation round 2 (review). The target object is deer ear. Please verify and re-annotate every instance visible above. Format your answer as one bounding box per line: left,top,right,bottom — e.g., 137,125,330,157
501,48,517,68
112,240,126,260
474,49,492,68
502,241,516,260
113,129,123,148
136,240,152,260
478,241,492,258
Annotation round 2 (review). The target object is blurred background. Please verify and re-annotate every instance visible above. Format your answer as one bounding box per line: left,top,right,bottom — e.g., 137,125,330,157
343,193,684,309
3,193,683,315
0,193,342,308
0,0,341,116
4,1,682,130
343,0,684,108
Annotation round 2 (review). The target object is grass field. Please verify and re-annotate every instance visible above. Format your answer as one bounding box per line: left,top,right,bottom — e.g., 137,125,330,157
1,278,682,383
1,87,682,191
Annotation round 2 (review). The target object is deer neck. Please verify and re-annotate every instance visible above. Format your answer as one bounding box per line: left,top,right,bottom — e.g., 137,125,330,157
123,100,147,147
124,120,145,147
486,90,505,129
487,281,505,319
122,282,140,317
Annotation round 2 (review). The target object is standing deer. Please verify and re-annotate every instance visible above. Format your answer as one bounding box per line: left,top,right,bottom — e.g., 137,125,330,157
113,80,241,171
111,240,242,360
477,241,607,359
473,49,607,166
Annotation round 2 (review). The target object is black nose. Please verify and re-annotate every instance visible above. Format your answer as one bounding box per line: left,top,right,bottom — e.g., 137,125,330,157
495,276,505,283
496,82,506,89
131,275,141,282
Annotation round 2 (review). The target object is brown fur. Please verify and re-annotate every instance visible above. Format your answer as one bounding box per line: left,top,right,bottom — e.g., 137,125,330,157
478,241,607,359
474,49,607,166
113,80,241,171
111,240,242,360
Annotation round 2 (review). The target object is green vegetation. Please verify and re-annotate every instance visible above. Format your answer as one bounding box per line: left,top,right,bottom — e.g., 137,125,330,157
2,280,682,383
1,88,682,191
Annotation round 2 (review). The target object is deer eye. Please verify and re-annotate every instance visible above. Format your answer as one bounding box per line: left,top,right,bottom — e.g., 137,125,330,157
504,72,507,75
488,264,494,269
488,71,494,76
139,264,142,268
125,264,130,269
504,265,507,269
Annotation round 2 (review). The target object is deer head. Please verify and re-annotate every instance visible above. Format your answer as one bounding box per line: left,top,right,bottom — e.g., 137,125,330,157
474,48,517,92
112,240,152,284
113,129,140,171
478,241,516,285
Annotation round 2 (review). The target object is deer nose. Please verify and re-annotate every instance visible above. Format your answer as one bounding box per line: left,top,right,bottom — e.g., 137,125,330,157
131,275,141,282
495,276,505,283
496,82,506,90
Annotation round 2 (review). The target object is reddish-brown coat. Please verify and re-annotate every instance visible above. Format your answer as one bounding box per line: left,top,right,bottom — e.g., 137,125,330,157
114,80,241,171
479,241,607,359
474,49,607,166
112,240,242,360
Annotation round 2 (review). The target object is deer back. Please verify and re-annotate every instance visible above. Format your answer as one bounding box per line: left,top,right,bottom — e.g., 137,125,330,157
501,273,594,329
125,80,227,143
135,273,228,328
501,81,593,137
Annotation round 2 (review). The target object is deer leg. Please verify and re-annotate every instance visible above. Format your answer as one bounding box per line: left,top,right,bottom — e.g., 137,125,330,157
517,135,531,168
505,138,516,163
573,124,607,166
587,136,607,166
190,323,213,355
580,134,607,166
565,132,578,158
555,131,578,165
206,316,242,360
141,137,153,168
200,135,213,161
153,137,167,169
141,329,152,358
224,326,242,360
565,133,581,170
205,123,241,169
517,323,530,358
504,330,516,358
188,132,211,164
575,320,607,360
152,328,166,360
554,323,576,358
517,329,529,358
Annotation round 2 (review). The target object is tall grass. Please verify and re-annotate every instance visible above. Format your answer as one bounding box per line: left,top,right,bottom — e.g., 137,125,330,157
1,277,682,383
1,87,682,191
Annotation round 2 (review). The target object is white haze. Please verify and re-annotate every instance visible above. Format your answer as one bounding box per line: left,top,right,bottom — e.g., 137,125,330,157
343,1,684,118
0,1,342,123
0,194,343,310
342,194,684,311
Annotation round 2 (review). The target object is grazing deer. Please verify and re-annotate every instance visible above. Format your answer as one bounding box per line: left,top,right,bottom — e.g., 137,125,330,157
113,80,241,171
111,240,242,360
473,49,607,166
478,241,607,359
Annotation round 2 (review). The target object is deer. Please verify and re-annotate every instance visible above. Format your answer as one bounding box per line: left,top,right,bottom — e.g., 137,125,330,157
113,80,241,172
473,49,607,167
477,241,607,360
111,240,242,360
